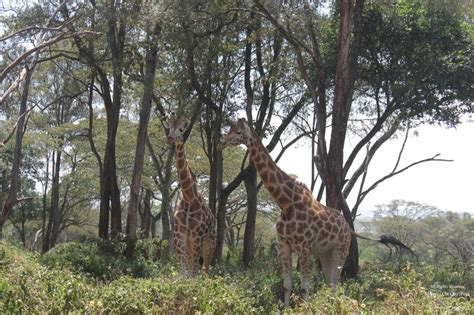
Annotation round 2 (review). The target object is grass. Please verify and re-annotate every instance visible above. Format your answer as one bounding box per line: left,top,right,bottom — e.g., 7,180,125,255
0,240,472,313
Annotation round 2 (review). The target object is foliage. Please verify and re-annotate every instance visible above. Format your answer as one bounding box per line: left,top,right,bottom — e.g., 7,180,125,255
359,0,473,125
1,241,472,313
38,239,160,281
364,200,474,292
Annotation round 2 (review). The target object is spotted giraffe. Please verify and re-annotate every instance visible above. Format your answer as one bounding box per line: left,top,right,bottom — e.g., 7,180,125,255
165,116,215,276
219,118,412,306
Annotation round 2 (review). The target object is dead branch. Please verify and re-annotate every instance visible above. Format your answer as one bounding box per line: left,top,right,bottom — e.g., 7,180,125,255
0,68,27,105
343,118,401,199
0,106,34,149
357,153,453,208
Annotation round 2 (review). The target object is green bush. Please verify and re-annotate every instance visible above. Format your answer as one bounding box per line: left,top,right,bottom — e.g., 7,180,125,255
39,239,160,281
0,241,93,313
1,241,472,314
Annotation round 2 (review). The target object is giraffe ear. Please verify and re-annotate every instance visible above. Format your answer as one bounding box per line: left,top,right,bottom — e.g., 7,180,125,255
237,118,251,132
237,118,247,127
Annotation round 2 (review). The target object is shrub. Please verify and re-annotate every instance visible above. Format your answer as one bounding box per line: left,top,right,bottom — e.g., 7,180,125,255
1,241,472,314
39,240,160,281
0,241,92,313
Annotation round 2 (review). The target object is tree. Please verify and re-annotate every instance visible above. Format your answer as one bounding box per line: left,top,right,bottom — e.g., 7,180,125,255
252,0,365,276
370,201,473,284
253,0,473,277
35,59,88,252
177,0,310,265
60,1,143,239
1,143,43,245
125,20,161,257
341,0,472,216
373,200,440,248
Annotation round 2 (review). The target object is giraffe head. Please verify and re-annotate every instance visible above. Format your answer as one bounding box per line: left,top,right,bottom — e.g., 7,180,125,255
164,116,190,144
218,118,253,150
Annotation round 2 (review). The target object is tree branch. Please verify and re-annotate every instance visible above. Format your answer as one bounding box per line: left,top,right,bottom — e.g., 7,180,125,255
357,154,453,208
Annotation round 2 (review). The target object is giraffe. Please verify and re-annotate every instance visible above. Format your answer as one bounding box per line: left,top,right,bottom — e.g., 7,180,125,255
165,116,216,276
218,118,355,306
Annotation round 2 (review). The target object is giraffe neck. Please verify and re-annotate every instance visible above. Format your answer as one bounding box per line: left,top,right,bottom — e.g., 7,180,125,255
245,135,294,208
175,142,199,203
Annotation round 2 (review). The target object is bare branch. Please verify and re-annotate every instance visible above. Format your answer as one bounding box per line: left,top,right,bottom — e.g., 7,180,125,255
343,118,401,198
357,154,453,207
0,68,27,104
0,105,34,148
0,31,97,84
392,126,410,173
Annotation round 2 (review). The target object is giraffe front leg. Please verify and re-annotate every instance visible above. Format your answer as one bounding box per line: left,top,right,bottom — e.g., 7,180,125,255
187,235,201,276
279,242,292,306
319,249,344,289
173,235,187,277
299,250,310,301
202,233,216,274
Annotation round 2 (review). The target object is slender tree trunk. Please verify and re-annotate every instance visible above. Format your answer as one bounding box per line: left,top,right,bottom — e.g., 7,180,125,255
140,189,152,238
41,152,49,250
125,22,161,257
207,109,223,214
42,149,62,253
104,115,122,238
0,68,32,229
49,149,62,249
242,164,257,267
161,149,174,243
214,188,229,262
97,174,109,239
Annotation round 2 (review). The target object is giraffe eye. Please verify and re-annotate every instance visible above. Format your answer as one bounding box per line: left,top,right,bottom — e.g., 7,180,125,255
179,128,184,132
236,130,242,134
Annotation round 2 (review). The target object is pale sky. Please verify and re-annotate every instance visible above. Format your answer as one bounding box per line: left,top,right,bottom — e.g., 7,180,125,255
275,120,474,216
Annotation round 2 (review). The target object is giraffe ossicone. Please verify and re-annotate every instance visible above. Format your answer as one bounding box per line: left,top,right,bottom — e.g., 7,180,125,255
166,116,216,276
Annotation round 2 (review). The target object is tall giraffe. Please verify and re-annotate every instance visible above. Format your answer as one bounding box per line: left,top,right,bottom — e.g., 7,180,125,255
165,116,216,276
219,118,411,306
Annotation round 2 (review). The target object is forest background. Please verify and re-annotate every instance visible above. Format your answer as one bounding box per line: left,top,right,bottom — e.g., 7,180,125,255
0,0,472,312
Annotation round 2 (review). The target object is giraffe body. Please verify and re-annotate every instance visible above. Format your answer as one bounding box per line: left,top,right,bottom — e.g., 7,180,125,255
220,118,352,305
166,117,215,276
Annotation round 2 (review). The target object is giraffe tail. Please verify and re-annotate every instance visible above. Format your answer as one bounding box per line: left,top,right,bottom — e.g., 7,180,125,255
353,232,418,262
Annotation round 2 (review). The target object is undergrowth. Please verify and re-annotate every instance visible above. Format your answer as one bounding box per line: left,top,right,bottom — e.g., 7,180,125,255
0,240,472,313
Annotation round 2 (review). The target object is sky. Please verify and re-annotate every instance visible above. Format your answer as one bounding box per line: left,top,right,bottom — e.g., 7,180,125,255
274,119,474,217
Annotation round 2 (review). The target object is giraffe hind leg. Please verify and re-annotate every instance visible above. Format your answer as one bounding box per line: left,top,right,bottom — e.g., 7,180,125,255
279,242,292,306
298,250,311,301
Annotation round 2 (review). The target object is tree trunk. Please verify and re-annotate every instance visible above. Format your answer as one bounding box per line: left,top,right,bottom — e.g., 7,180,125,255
104,112,122,238
140,189,153,238
206,108,223,214
324,0,365,279
41,152,49,251
214,188,229,262
125,22,161,257
0,68,31,229
161,148,174,243
242,164,257,267
43,149,62,252
207,110,224,262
